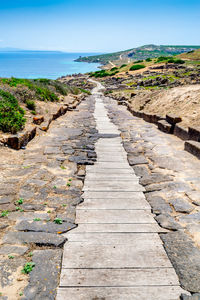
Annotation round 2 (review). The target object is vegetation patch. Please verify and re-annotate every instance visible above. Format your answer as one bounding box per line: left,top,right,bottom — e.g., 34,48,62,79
26,100,36,111
90,69,119,78
22,262,35,274
0,90,26,133
130,64,145,71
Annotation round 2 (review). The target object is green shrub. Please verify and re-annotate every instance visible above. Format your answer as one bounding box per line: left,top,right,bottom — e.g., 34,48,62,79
167,58,175,63
146,58,152,62
120,64,127,68
79,88,91,95
111,67,118,71
53,81,68,95
130,64,145,71
174,59,185,64
0,90,26,133
156,56,170,63
134,60,143,63
35,86,58,102
26,100,36,110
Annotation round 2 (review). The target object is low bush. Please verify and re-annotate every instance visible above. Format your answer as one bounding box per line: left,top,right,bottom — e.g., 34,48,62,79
111,67,118,71
174,59,185,64
156,56,170,63
120,64,127,68
0,90,26,133
134,60,143,63
79,88,91,95
130,64,145,71
146,58,152,62
26,100,36,110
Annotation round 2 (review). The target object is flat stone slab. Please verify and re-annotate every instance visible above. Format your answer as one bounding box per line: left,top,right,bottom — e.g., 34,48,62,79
68,223,167,233
16,220,76,234
0,245,28,256
23,249,62,300
76,209,156,224
62,242,172,268
60,268,179,287
78,197,150,210
161,231,200,293
57,286,187,300
3,231,66,247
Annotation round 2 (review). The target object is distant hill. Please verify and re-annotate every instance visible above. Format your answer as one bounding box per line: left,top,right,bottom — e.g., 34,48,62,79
75,44,200,65
178,48,200,60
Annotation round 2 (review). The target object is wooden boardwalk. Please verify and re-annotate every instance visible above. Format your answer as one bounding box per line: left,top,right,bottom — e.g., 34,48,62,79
57,82,187,299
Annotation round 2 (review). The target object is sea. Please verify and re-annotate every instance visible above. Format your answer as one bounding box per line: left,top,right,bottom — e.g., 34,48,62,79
0,51,100,79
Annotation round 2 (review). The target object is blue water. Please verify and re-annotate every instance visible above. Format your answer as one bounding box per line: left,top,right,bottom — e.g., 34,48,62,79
0,51,100,79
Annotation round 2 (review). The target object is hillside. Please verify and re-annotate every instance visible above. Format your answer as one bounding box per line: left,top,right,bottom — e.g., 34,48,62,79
75,44,200,65
178,48,200,60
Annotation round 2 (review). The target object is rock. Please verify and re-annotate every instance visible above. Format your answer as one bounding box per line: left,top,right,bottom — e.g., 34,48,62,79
160,231,200,292
132,165,150,177
0,245,28,256
0,257,25,288
155,213,181,230
33,115,44,125
0,196,13,205
140,173,172,186
127,154,148,165
174,124,189,141
180,294,200,300
188,127,200,142
3,232,67,247
166,114,182,125
145,181,191,193
186,191,200,206
21,204,45,211
157,120,173,134
179,212,200,224
145,195,172,215
44,147,62,155
0,185,17,196
4,126,37,150
7,212,49,221
16,220,76,234
56,214,75,224
40,119,52,131
22,249,62,300
169,198,194,213
185,141,200,159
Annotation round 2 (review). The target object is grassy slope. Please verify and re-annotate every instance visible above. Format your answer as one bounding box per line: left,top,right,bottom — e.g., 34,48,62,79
0,78,80,133
76,44,200,65
178,49,200,60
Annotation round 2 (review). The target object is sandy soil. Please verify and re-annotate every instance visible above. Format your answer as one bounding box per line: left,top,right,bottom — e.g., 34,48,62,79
125,84,200,128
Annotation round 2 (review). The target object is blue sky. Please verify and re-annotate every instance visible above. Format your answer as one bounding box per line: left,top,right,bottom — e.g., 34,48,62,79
0,0,200,52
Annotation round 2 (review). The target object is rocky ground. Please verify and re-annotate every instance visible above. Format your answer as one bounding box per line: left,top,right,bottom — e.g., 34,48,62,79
93,62,200,128
0,95,98,299
1,75,200,299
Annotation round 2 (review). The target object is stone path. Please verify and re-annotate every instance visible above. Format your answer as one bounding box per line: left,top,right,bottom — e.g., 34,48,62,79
57,82,187,299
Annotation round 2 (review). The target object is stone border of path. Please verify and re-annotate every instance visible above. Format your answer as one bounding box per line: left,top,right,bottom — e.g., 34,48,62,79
0,94,84,150
117,102,200,160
